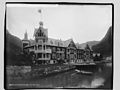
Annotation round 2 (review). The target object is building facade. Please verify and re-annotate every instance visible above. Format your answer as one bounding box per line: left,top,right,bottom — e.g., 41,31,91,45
22,21,93,65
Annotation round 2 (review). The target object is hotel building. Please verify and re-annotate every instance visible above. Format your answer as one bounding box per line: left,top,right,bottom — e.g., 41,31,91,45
22,21,93,65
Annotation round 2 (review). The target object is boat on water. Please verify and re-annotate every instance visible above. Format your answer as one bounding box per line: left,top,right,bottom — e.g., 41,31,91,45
75,63,98,73
75,69,93,75
72,61,104,73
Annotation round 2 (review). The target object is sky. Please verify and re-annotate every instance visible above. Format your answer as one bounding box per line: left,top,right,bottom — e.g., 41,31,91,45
6,4,112,44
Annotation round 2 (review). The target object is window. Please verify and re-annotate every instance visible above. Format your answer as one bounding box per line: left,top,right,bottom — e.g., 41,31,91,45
35,45,37,50
74,54,76,58
38,40,43,44
57,48,60,51
41,32,43,36
67,49,69,52
58,42,60,46
62,54,65,59
62,48,65,52
60,43,63,46
47,53,49,58
53,47,56,52
68,54,69,58
57,54,59,58
52,53,56,59
43,45,45,50
38,45,42,50
23,43,28,47
43,39,45,42
50,40,53,44
39,30,41,36
43,54,45,58
38,53,42,58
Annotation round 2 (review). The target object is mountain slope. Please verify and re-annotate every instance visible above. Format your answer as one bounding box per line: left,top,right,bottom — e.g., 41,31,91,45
6,30,34,65
77,41,99,49
92,26,113,57
6,30,23,65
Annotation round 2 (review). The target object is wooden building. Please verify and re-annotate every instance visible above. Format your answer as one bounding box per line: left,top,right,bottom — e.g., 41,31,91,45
22,21,93,65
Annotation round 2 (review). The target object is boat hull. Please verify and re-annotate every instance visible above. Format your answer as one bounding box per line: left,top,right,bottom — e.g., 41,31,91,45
75,64,99,73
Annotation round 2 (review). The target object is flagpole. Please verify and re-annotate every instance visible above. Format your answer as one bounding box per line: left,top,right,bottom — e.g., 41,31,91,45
38,9,42,21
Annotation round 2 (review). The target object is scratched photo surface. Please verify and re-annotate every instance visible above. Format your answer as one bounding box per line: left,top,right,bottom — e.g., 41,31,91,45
5,3,113,89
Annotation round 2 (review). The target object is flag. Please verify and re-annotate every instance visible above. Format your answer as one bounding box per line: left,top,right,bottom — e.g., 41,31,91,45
38,9,41,13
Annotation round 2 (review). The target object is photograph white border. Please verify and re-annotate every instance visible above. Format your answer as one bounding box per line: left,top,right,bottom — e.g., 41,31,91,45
0,0,119,90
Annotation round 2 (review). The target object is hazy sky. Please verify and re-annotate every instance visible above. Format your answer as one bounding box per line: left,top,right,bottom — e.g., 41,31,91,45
6,4,112,44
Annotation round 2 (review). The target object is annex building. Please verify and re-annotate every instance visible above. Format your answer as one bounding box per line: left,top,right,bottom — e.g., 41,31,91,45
22,21,93,65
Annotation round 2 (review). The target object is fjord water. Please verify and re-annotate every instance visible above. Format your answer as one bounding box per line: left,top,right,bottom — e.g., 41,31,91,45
8,63,112,89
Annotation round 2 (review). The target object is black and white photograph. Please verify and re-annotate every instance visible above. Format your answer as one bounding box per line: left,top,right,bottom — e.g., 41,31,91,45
5,2,113,89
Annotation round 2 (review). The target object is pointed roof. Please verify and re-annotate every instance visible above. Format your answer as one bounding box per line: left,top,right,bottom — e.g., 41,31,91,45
63,39,73,47
29,38,79,48
24,30,28,40
85,43,91,50
47,38,64,47
33,22,48,37
75,43,81,49
47,38,76,47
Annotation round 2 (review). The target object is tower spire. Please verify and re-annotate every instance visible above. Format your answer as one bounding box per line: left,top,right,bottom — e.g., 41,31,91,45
24,30,28,40
85,43,91,50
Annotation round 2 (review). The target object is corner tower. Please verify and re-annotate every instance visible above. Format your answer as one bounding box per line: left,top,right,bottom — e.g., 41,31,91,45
22,31,30,48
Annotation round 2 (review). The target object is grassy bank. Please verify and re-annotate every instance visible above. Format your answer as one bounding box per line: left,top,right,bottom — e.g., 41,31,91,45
6,64,75,88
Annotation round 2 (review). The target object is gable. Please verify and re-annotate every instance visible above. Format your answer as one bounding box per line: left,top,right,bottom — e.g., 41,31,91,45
68,40,76,48
85,44,91,51
34,27,48,38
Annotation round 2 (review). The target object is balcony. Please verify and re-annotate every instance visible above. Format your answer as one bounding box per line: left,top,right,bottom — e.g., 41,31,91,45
35,49,51,53
56,51,64,53
29,49,35,52
37,58,50,60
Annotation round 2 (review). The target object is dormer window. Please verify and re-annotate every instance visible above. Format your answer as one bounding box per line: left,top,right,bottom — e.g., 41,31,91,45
38,31,40,36
37,29,44,37
50,40,53,44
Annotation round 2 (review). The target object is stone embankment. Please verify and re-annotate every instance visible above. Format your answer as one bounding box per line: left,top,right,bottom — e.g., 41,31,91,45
6,64,75,79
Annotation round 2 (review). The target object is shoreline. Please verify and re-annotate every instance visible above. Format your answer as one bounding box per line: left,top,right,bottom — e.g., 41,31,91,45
6,63,112,89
